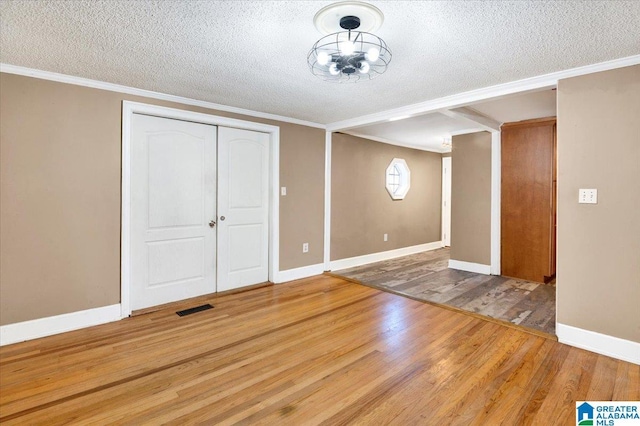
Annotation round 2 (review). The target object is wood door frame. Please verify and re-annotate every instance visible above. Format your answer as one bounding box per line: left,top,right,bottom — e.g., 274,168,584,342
121,101,280,318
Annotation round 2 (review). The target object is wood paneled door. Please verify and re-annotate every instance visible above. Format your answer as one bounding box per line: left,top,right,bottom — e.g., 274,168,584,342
501,118,557,283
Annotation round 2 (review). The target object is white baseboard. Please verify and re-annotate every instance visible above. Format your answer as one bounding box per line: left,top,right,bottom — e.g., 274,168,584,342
0,304,122,346
448,259,491,275
556,323,640,365
330,241,443,271
275,263,325,283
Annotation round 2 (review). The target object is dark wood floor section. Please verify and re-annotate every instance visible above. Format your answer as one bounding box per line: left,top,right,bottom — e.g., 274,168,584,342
333,248,557,336
1,276,637,425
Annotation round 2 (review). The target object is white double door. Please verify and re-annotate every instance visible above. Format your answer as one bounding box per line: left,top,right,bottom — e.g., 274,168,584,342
130,114,269,311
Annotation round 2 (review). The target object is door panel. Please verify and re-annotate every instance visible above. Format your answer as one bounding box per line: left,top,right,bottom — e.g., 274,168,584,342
229,141,265,208
218,127,270,291
228,224,264,271
131,114,217,310
148,136,204,228
147,238,204,286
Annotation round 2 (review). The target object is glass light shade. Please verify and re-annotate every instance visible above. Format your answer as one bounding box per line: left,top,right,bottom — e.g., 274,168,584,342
339,40,355,55
329,63,340,75
359,61,370,73
365,47,379,62
317,51,330,66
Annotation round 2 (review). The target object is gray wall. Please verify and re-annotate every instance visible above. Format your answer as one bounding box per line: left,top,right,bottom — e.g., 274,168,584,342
331,133,442,261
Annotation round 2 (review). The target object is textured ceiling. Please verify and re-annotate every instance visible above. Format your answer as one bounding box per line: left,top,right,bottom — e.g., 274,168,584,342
1,1,639,124
346,112,471,152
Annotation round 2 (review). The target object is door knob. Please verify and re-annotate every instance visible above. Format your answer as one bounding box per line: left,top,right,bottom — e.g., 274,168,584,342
220,216,226,221
209,220,216,228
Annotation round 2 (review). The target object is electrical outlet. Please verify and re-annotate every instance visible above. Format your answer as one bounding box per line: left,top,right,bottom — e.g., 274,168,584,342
302,243,309,253
383,233,388,242
281,187,287,196
579,188,597,204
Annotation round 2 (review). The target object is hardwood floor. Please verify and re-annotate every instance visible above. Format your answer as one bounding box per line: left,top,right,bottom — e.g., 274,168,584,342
1,275,637,425
333,248,557,336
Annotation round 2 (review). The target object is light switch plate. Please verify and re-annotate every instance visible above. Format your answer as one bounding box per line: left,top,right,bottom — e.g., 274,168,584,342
579,188,597,204
281,187,287,196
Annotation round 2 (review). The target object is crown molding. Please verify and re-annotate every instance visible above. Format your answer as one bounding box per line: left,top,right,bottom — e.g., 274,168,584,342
326,54,640,132
3,54,639,134
0,63,325,130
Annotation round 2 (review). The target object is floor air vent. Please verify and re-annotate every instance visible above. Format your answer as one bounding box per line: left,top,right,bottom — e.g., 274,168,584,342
176,304,214,317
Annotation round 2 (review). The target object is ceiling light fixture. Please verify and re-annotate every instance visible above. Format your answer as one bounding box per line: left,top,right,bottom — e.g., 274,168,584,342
308,1,391,83
442,137,452,150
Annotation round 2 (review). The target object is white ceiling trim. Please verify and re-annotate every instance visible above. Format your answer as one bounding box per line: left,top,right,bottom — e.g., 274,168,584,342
3,53,639,133
440,107,501,132
0,63,325,130
327,54,640,132
449,128,487,137
341,131,446,154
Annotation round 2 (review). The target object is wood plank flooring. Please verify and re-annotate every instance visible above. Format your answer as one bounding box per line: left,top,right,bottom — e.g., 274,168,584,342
333,248,557,336
1,275,637,425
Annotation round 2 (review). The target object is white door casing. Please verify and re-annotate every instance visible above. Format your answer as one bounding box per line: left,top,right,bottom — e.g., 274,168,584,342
130,114,217,310
217,127,270,291
442,157,452,247
122,101,280,317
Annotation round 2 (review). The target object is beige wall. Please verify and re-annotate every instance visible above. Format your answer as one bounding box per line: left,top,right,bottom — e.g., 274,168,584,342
330,133,442,261
279,125,325,270
0,73,325,325
450,132,492,265
557,65,640,343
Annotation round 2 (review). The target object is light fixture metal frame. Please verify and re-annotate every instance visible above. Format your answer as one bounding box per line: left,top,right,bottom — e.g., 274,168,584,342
307,30,391,83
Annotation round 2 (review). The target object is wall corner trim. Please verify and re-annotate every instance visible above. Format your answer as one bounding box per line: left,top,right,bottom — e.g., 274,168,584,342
323,131,332,270
448,259,491,275
330,241,442,271
557,323,640,365
490,131,502,275
275,263,326,283
0,304,122,346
